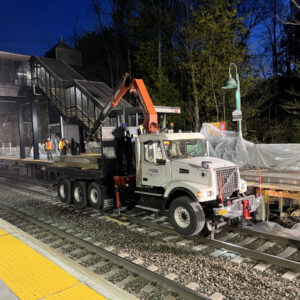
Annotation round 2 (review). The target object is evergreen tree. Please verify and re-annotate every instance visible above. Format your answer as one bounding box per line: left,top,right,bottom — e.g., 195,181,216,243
180,0,251,131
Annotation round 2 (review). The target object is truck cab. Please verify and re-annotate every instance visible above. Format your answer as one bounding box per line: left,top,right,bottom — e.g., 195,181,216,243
134,132,263,236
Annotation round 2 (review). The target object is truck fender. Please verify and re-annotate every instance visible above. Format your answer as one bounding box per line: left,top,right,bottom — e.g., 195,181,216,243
164,181,209,208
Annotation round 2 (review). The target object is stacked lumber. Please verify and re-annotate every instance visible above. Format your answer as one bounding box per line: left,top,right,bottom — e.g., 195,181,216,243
53,154,102,170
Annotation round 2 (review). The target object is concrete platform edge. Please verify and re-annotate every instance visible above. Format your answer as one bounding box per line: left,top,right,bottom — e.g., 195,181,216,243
0,218,138,300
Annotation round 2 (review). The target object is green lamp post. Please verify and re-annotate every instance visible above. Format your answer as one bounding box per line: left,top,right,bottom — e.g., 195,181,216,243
222,63,242,136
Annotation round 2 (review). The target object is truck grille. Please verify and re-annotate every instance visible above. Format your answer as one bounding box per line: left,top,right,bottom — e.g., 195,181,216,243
216,168,239,196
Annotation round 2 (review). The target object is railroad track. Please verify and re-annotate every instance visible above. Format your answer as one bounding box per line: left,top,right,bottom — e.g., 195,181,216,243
110,210,300,275
0,203,209,300
1,177,300,281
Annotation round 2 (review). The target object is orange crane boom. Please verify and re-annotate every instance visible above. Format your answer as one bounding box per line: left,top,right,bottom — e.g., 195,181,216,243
88,73,158,139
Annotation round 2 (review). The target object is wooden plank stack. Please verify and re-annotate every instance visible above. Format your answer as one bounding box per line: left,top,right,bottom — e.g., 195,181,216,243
53,154,102,170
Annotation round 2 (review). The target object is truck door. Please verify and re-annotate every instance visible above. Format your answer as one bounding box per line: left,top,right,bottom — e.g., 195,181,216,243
141,141,167,187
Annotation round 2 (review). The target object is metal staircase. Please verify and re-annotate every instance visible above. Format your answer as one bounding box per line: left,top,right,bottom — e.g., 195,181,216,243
30,56,131,139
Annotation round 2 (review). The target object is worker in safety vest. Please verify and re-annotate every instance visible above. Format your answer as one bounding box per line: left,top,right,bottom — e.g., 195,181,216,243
44,138,53,161
58,138,67,156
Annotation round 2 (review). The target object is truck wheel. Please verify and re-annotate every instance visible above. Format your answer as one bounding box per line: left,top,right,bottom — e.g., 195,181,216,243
57,179,72,203
88,182,102,209
72,181,87,208
169,196,205,236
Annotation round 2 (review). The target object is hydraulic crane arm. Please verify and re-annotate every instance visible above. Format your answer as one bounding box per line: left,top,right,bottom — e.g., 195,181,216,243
88,73,158,139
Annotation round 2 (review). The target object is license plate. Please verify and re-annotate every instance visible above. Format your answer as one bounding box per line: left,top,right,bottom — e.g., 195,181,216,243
218,208,228,215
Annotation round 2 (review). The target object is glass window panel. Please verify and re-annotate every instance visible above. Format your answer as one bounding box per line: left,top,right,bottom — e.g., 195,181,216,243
46,73,50,90
0,58,3,83
82,93,88,113
126,114,136,126
95,106,101,119
88,99,95,119
40,67,45,85
109,117,117,127
69,87,75,107
75,88,82,109
14,60,23,85
3,59,12,83
23,62,31,86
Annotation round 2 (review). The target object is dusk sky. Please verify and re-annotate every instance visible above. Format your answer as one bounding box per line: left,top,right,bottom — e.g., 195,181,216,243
0,0,104,56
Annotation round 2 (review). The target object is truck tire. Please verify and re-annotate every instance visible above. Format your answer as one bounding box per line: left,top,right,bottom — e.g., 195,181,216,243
72,181,88,208
169,196,205,236
57,179,72,203
88,182,102,209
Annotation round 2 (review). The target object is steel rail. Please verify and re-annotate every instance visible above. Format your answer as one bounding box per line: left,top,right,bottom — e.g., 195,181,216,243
222,225,300,248
0,203,209,300
111,214,300,273
197,237,300,273
0,181,55,199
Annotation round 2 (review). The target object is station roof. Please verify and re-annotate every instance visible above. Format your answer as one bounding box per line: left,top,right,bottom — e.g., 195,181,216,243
32,56,84,82
74,80,132,109
0,51,30,61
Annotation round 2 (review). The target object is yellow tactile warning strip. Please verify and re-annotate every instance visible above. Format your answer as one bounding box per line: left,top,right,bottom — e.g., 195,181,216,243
45,283,106,299
0,231,106,300
0,229,8,236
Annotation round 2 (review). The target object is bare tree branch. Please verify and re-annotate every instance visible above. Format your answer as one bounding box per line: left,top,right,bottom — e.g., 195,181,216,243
277,0,300,25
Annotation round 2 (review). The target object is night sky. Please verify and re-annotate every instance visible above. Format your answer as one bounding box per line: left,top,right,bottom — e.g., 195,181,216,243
0,0,102,56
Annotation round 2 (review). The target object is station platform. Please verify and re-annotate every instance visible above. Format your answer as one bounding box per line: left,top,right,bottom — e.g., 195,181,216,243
0,219,136,300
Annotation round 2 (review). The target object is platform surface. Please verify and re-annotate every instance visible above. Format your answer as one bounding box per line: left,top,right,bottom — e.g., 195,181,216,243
0,225,105,299
0,156,53,164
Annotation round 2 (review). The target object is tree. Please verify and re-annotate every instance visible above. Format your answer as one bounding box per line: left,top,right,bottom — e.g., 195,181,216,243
179,0,251,131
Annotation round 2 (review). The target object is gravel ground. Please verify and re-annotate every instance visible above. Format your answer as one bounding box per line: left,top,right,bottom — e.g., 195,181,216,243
0,183,299,300
288,250,300,262
264,242,288,256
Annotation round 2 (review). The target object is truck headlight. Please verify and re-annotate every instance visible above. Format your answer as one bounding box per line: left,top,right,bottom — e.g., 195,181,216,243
240,182,247,193
197,190,213,198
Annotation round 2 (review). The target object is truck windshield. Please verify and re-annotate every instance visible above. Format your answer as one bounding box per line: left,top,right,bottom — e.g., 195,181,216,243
163,139,207,160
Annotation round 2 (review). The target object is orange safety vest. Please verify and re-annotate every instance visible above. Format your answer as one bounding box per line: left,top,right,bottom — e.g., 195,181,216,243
45,141,53,150
58,140,64,150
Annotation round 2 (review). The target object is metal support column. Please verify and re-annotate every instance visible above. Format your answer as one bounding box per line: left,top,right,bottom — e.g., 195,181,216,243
18,103,26,159
79,126,85,154
122,108,125,125
31,98,39,160
60,116,64,138
163,113,166,129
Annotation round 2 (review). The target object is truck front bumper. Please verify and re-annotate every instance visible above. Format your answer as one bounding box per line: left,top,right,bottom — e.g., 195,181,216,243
213,195,263,219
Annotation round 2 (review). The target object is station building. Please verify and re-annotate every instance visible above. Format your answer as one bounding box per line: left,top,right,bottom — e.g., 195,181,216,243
0,41,178,161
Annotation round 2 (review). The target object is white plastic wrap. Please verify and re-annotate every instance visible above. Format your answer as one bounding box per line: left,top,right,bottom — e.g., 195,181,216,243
244,221,300,241
200,123,300,170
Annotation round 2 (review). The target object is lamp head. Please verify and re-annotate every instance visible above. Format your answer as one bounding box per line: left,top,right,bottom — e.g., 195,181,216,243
222,75,238,89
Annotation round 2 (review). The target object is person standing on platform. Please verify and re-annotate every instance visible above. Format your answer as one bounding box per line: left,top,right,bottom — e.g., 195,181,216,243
69,138,79,155
62,138,68,156
45,138,53,161
59,138,68,156
58,138,64,156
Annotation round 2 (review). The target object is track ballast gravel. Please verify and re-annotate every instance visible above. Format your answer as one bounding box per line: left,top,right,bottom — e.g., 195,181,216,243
0,182,299,300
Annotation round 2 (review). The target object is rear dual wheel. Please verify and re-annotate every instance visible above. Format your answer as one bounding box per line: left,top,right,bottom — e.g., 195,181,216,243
58,179,102,210
72,181,88,208
57,179,72,203
88,182,102,209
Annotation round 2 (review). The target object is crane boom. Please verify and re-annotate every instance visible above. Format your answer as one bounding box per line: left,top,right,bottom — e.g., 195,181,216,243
88,73,158,139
